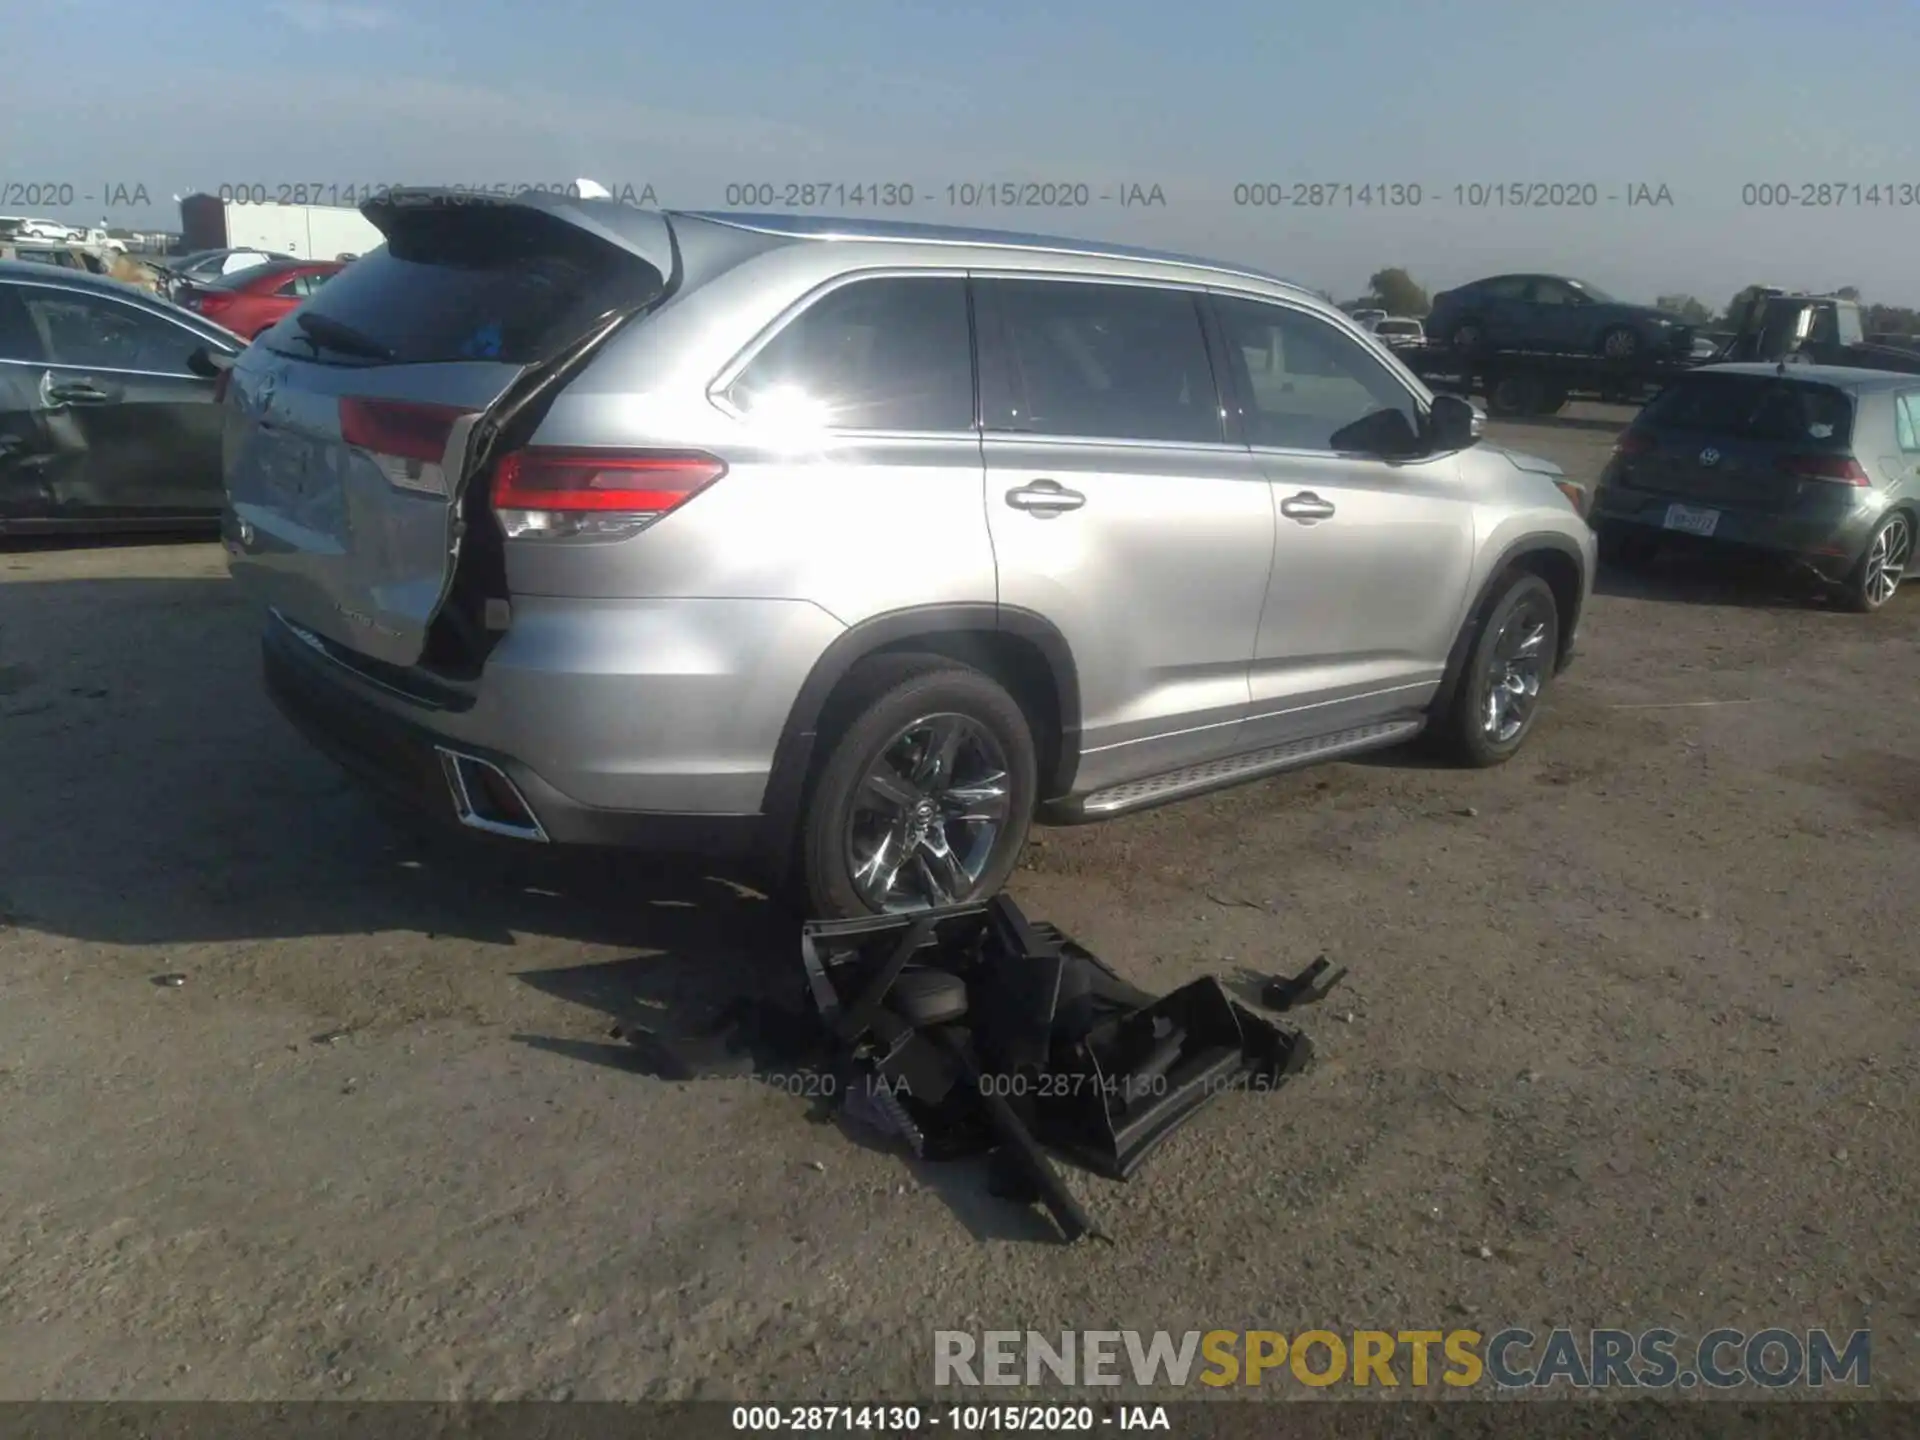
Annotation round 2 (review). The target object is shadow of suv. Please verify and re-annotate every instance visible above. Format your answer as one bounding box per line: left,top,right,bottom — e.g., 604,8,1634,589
220,194,1595,917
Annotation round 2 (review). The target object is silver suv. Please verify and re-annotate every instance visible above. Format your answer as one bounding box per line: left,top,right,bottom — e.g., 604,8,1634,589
219,193,1594,917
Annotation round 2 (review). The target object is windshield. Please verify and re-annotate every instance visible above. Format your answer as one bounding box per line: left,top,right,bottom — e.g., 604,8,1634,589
1376,320,1420,336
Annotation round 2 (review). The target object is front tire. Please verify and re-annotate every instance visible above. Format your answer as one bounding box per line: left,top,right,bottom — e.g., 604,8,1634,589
1431,573,1560,767
1845,511,1913,613
797,657,1038,918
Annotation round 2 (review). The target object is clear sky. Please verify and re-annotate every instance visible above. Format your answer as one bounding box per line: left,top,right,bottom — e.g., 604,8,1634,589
6,0,1918,306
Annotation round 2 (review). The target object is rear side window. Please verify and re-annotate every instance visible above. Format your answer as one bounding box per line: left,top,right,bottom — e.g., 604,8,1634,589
1639,375,1854,447
725,276,974,432
977,279,1223,444
268,207,662,365
1897,395,1920,452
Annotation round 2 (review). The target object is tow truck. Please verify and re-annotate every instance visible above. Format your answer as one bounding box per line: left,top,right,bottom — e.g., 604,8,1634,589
1400,289,1920,416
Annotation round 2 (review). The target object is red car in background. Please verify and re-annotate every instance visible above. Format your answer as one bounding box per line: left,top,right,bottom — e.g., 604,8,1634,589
178,259,346,340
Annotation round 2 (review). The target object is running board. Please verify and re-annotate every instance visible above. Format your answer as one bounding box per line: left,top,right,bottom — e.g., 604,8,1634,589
1069,719,1425,818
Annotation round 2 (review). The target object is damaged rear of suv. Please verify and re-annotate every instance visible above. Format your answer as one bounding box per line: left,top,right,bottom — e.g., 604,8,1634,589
224,191,1593,918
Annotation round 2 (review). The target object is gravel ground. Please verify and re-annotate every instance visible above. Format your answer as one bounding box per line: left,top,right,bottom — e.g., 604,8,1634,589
1,403,1915,1402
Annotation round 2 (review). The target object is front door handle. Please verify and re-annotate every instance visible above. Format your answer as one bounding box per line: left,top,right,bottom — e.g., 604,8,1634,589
41,375,118,406
1280,491,1337,523
1005,479,1086,517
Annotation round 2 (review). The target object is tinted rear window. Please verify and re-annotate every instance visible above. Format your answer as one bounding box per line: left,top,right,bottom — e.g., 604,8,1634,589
265,206,662,365
1639,375,1854,447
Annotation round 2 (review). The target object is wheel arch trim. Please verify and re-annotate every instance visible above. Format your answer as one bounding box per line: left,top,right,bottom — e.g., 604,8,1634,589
1430,533,1588,722
756,602,1081,870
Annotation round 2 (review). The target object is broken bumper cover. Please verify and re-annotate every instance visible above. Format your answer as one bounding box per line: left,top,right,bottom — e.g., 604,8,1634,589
801,897,1315,1234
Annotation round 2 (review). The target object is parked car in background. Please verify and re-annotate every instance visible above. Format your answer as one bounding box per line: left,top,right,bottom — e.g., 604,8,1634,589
1428,275,1695,360
1372,316,1425,348
220,194,1593,919
1,242,112,275
0,261,241,534
178,259,345,339
1349,308,1388,331
153,248,294,299
1591,364,1920,612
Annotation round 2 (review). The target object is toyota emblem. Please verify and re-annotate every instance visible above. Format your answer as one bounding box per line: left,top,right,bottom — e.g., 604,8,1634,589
1699,447,1720,466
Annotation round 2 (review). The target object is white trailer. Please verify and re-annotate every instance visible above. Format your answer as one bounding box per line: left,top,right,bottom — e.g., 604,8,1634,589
215,201,384,260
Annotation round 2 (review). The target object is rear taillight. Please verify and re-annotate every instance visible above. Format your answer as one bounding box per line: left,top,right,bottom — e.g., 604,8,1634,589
490,449,727,540
1612,431,1656,457
1777,453,1870,485
339,398,476,496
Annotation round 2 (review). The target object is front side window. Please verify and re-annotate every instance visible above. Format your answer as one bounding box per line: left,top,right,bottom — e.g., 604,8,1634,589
1213,294,1421,452
0,286,46,362
977,279,1222,444
20,290,200,373
725,275,974,432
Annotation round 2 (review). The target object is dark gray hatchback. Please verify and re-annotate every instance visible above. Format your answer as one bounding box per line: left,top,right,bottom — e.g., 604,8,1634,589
1591,363,1920,611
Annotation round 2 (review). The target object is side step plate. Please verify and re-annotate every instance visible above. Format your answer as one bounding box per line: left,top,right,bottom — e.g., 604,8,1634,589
1077,719,1424,817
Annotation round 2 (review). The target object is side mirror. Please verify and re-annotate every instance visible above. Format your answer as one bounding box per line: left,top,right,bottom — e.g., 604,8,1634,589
1427,392,1484,451
186,345,233,380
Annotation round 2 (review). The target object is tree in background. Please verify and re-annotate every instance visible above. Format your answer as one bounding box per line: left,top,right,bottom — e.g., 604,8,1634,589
1837,286,1861,302
1366,268,1430,317
1655,294,1714,326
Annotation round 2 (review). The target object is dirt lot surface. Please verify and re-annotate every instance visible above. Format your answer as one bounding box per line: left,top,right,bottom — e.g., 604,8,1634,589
2,403,1916,1402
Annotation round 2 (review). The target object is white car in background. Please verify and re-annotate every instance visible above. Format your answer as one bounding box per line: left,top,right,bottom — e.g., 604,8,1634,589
1373,316,1426,348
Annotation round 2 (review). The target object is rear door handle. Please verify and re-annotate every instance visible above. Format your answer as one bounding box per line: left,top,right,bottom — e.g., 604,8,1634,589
1005,479,1085,517
1280,491,1336,523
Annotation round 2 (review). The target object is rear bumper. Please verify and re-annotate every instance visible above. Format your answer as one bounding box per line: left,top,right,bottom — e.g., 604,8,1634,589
1591,483,1882,583
262,619,765,859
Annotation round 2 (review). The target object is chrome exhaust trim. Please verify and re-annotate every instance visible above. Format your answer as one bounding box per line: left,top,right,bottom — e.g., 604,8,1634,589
435,748,550,842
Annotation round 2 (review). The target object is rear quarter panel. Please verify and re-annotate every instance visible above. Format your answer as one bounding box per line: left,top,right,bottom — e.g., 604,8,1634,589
498,242,995,628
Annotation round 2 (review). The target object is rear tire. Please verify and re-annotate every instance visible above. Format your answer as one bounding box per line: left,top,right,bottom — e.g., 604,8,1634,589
1487,373,1543,417
1430,573,1560,768
795,656,1038,919
1599,326,1640,359
1844,511,1913,613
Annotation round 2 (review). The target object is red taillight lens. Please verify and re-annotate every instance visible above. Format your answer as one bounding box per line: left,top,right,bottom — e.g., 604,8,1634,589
339,397,473,462
1777,453,1870,485
339,398,476,495
1612,430,1655,457
490,449,727,540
